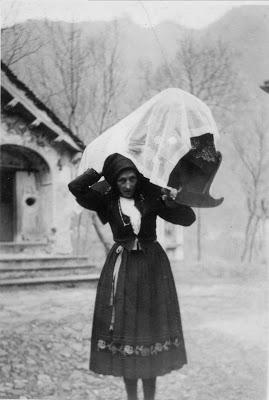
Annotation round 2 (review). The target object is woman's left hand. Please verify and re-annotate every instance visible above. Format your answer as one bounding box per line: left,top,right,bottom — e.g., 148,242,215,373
161,187,181,201
167,187,178,200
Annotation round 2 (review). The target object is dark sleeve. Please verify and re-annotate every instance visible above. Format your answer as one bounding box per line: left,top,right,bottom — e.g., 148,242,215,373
68,168,108,224
140,176,196,226
156,196,196,226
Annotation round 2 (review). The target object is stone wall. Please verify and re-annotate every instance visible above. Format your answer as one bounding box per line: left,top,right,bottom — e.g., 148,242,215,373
0,114,81,255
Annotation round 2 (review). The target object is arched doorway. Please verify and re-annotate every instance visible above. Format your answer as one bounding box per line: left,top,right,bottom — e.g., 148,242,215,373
0,144,52,243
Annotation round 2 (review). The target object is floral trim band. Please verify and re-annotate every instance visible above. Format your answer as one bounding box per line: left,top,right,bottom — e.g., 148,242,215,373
97,337,183,356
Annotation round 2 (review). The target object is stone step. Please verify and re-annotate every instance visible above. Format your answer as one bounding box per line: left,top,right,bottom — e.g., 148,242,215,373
0,264,97,280
0,262,95,272
0,255,89,269
0,274,100,287
0,241,48,254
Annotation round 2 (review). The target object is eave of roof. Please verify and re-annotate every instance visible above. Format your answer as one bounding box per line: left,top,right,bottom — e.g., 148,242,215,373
1,61,85,152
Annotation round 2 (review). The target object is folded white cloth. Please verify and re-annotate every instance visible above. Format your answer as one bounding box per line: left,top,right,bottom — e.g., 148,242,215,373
120,197,141,235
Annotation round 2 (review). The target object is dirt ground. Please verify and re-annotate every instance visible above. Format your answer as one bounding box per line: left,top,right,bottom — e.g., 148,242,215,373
0,274,267,400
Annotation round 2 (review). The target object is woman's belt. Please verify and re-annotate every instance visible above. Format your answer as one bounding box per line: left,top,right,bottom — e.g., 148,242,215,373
114,236,157,248
109,237,156,331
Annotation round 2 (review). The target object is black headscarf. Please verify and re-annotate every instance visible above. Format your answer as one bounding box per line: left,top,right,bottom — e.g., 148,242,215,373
102,153,140,187
102,153,163,205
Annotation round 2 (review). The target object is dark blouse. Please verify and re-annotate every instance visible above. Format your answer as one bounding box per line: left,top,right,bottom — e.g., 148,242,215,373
68,169,196,242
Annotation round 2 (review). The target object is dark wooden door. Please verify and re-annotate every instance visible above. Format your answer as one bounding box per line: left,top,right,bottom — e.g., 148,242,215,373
0,169,15,242
15,171,43,241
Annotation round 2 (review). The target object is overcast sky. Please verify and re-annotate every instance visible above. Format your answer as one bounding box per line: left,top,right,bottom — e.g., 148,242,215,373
1,0,268,29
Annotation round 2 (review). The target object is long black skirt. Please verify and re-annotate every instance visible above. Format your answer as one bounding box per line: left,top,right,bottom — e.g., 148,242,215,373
89,241,187,379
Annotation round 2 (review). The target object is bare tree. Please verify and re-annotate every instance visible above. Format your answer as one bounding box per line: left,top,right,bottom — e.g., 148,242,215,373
136,59,156,105
27,19,92,137
27,19,125,254
85,21,125,136
1,1,43,67
140,34,239,113
233,113,269,262
139,33,239,261
2,24,44,67
29,19,124,142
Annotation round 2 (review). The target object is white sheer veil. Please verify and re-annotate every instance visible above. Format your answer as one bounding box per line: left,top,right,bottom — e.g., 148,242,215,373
78,88,219,187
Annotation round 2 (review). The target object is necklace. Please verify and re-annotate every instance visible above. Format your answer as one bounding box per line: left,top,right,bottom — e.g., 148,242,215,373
118,198,131,227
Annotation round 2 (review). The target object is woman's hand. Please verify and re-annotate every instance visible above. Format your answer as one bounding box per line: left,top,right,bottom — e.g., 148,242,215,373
161,186,181,202
167,187,178,200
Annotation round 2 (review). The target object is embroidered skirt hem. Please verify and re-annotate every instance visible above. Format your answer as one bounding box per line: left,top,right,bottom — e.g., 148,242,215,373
90,348,187,379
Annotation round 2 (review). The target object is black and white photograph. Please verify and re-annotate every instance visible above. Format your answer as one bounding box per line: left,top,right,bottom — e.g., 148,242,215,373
0,1,268,399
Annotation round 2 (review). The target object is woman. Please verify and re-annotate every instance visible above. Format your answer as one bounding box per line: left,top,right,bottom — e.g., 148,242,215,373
68,152,196,400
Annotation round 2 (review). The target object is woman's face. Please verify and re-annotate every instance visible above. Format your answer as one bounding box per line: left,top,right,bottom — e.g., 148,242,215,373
116,169,138,198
